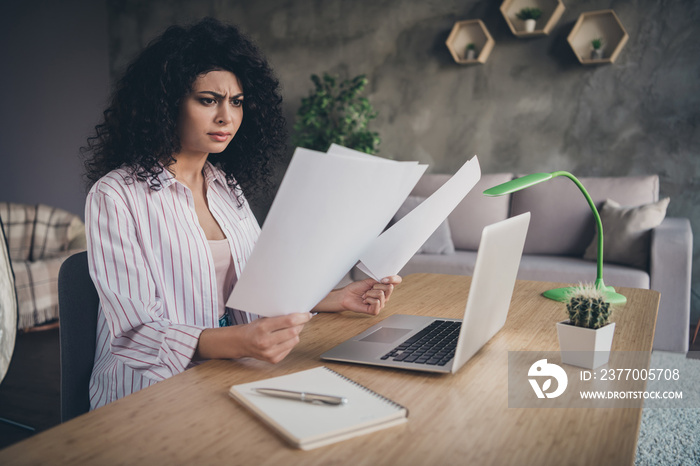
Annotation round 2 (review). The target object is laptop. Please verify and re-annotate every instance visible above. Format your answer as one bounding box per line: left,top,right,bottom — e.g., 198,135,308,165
321,212,530,374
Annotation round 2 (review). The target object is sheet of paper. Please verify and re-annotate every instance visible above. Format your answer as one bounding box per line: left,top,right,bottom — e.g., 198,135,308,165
357,156,481,280
327,143,401,162
226,147,426,317
326,144,428,209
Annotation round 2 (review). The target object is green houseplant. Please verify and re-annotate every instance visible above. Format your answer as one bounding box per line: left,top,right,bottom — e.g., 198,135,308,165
292,73,380,154
556,284,616,369
590,37,604,59
465,43,477,61
516,7,542,32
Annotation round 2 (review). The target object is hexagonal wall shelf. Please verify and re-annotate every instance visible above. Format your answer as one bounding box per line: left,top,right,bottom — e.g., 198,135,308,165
446,20,494,65
567,10,629,65
500,0,565,37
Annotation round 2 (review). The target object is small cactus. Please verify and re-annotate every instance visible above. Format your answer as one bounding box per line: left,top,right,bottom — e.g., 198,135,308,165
565,285,612,329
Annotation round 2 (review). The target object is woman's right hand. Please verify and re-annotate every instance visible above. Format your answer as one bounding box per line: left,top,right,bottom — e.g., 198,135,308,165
233,313,313,363
195,312,312,364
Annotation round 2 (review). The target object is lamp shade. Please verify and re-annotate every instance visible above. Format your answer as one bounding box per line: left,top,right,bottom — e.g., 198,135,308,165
482,173,553,196
484,172,626,304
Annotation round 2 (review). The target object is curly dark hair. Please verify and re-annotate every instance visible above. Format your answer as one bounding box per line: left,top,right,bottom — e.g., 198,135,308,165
83,17,286,204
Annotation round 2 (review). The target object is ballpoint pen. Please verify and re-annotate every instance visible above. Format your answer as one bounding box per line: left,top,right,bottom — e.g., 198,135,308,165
254,388,348,405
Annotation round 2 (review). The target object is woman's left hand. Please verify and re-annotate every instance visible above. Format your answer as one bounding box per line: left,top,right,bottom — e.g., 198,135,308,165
314,275,402,316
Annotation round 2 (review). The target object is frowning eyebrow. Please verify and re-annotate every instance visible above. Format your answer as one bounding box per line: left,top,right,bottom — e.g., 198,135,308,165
197,91,245,99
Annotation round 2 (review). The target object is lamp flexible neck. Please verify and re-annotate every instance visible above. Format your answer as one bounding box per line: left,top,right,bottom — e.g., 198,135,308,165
550,171,604,288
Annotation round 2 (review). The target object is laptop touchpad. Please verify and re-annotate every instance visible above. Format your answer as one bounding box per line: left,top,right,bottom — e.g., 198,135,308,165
359,327,412,343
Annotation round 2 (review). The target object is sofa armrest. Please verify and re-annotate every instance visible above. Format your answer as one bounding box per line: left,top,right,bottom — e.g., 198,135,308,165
649,217,692,352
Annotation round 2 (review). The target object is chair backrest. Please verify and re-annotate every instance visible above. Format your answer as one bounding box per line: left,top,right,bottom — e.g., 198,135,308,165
58,251,99,422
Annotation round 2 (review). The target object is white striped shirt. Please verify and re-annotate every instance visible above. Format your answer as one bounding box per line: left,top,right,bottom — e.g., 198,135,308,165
85,162,260,409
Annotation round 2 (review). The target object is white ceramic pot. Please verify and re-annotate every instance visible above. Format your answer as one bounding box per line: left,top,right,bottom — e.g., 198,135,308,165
466,49,476,61
590,48,604,60
556,320,615,369
524,19,536,32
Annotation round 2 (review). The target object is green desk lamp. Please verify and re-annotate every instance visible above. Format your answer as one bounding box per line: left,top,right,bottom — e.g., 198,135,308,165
483,171,627,304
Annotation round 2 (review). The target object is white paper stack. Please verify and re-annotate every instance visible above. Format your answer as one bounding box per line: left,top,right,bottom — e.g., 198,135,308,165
227,145,480,316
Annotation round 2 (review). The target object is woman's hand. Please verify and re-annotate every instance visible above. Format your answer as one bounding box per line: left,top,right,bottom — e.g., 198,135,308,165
314,275,402,316
195,312,312,363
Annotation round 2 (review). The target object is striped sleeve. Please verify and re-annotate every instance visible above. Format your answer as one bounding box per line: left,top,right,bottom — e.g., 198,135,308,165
86,187,203,383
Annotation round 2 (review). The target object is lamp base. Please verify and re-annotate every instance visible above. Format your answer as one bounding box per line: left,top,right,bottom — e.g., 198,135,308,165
543,286,627,304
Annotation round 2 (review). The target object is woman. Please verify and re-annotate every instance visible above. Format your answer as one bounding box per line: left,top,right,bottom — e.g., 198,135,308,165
83,18,400,409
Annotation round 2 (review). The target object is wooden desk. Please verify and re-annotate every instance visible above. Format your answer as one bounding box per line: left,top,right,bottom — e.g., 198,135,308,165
0,274,659,465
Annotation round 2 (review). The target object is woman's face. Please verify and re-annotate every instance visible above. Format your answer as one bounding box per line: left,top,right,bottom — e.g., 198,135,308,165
176,70,244,159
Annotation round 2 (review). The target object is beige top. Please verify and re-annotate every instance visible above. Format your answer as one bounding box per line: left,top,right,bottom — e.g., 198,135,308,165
208,239,237,318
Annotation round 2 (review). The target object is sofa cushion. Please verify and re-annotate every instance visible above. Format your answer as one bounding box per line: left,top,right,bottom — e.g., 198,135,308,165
583,197,670,270
352,252,650,291
351,250,480,281
411,173,513,250
399,250,479,277
510,175,659,256
392,196,455,254
517,254,650,289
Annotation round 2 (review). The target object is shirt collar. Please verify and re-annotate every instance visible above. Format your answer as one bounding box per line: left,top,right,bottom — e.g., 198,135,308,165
154,161,228,191
154,163,177,190
202,161,230,189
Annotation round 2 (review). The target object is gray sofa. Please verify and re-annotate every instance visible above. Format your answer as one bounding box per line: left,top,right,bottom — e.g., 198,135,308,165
351,173,692,353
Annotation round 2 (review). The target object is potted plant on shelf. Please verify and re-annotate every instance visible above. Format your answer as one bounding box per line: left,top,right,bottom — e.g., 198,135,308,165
465,42,476,60
292,73,381,154
556,284,616,369
590,37,604,59
516,7,542,33
465,43,477,61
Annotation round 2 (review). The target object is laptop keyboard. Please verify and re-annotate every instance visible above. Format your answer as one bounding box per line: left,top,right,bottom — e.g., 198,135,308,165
380,320,461,366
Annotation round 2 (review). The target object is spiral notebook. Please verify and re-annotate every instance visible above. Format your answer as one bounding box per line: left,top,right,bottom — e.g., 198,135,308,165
228,366,408,450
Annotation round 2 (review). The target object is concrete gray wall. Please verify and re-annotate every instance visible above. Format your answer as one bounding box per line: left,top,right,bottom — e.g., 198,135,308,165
0,0,110,218
107,0,699,324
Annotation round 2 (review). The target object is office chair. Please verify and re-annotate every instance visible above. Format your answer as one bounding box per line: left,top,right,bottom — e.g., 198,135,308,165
58,251,99,422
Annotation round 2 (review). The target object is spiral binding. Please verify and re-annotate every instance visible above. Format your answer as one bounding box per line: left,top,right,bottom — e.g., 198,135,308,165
322,366,409,415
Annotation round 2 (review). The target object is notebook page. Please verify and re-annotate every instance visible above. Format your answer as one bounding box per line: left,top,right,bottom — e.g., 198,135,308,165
229,366,407,449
